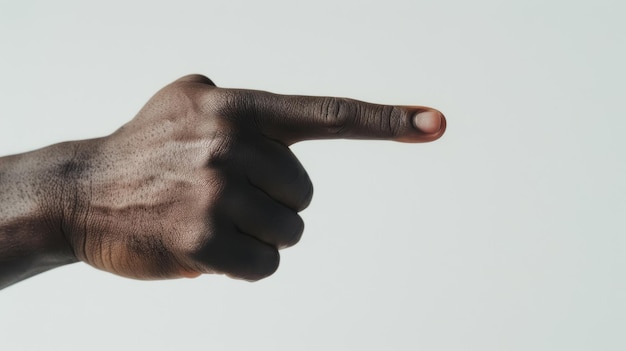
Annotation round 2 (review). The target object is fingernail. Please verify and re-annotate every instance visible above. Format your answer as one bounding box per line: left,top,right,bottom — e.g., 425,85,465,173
413,110,442,134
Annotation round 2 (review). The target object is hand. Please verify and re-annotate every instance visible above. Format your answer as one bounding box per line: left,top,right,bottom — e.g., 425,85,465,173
57,74,446,281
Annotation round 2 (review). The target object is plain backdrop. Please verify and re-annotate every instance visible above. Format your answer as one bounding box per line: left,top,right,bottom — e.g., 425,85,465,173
1,1,625,350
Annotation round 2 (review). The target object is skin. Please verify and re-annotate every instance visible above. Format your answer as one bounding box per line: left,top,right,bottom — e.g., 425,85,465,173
0,74,446,289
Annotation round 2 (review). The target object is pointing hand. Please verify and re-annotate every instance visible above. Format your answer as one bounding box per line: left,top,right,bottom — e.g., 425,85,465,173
58,74,446,281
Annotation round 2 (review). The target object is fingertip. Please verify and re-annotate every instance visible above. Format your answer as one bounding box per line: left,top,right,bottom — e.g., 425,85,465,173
394,108,446,143
413,110,444,134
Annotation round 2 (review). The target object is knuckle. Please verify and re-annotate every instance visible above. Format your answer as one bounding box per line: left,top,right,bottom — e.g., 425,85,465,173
262,248,281,277
203,88,258,121
245,248,280,281
294,178,314,212
319,97,355,136
152,82,212,122
174,74,215,85
200,89,266,135
275,161,313,212
165,77,206,98
318,98,404,138
277,170,313,212
281,214,304,248
205,132,237,167
374,105,403,138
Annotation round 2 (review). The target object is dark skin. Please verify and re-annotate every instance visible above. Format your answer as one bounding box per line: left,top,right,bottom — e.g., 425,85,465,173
0,74,446,289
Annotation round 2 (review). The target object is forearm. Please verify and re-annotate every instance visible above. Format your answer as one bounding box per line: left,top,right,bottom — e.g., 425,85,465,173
0,143,82,289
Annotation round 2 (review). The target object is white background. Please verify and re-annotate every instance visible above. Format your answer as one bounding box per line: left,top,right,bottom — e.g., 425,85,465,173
1,1,625,350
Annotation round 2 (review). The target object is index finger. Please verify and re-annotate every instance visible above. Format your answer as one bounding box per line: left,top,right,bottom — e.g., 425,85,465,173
243,91,447,145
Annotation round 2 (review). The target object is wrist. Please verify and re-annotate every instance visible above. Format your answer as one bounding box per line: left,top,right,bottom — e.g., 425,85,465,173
0,139,99,288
